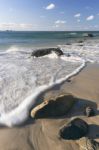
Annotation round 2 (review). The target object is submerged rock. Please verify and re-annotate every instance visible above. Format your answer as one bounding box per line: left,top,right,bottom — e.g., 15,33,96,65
31,48,63,57
30,94,76,118
83,33,94,37
66,43,71,45
59,118,89,140
77,40,84,43
84,107,95,117
88,33,94,37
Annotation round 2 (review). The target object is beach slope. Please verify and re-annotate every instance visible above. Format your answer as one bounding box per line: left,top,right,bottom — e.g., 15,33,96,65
0,64,99,150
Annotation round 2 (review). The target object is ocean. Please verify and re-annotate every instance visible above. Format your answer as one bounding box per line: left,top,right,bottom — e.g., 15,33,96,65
0,31,99,127
0,31,99,50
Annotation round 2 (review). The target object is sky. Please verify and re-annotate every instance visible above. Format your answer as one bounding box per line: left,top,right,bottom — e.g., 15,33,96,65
0,0,99,31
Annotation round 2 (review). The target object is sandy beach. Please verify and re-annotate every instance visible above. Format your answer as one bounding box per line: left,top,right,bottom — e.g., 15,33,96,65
0,63,99,150
0,0,99,149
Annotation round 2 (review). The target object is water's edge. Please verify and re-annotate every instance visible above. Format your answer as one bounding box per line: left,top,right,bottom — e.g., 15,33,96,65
0,58,86,127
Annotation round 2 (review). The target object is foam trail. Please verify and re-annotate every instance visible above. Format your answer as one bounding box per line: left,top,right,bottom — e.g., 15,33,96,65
50,59,86,85
0,58,86,127
0,85,48,127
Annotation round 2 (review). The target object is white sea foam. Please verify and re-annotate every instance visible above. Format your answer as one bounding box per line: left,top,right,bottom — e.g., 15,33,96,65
6,46,20,53
0,85,48,127
0,56,86,127
0,39,99,127
69,32,77,35
41,51,58,59
59,39,99,63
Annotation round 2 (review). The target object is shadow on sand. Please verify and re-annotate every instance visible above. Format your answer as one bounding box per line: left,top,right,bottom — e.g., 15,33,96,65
88,124,99,139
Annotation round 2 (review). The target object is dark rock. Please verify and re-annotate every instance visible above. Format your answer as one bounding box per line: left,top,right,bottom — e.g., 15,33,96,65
88,33,94,37
31,48,63,57
59,118,89,140
31,94,76,118
79,44,83,46
67,79,71,82
66,43,71,45
84,107,95,117
78,40,83,43
66,53,71,57
83,33,94,37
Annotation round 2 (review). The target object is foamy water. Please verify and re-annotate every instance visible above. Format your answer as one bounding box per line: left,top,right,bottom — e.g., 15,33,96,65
0,39,99,127
59,39,99,63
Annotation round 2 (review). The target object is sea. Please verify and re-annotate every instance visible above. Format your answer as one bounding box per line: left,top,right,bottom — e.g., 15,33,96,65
0,31,99,127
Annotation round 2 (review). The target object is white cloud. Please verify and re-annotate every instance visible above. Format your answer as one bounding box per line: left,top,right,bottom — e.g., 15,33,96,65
0,23,34,31
86,15,94,21
53,20,66,29
45,3,55,10
53,24,59,28
74,13,81,18
55,20,66,24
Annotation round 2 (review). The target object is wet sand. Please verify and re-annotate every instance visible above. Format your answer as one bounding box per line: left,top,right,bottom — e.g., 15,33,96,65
0,63,99,150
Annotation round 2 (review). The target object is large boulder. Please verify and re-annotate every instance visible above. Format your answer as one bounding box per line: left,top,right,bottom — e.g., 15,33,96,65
31,48,63,57
59,118,89,140
30,94,76,118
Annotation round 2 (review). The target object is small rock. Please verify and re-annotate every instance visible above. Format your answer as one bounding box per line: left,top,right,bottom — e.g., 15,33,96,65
67,79,71,82
66,43,71,45
59,118,89,140
79,44,83,46
78,40,83,43
86,138,99,150
83,33,94,37
84,107,95,117
78,137,99,150
88,33,94,37
67,53,71,57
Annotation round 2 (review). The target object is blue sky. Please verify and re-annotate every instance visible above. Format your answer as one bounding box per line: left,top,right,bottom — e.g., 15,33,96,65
0,0,99,31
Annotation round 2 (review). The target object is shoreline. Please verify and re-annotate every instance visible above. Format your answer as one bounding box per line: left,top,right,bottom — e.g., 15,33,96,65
0,63,99,150
0,37,99,128
0,54,86,127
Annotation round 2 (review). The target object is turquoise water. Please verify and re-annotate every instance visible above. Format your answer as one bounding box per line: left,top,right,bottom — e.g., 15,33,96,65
0,31,99,50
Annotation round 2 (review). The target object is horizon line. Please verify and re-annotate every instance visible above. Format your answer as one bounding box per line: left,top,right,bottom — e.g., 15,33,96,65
0,30,99,32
